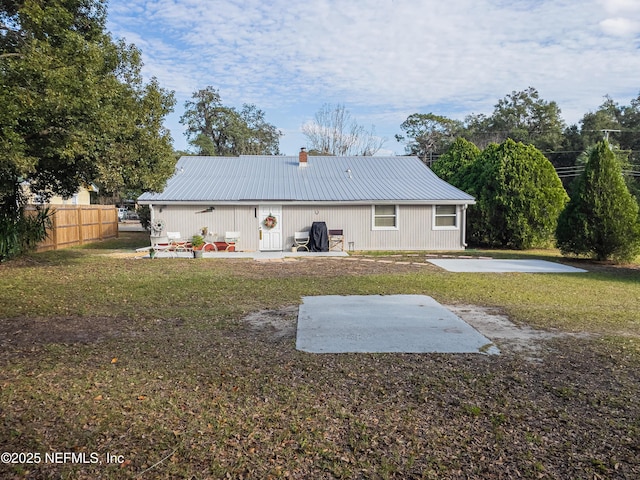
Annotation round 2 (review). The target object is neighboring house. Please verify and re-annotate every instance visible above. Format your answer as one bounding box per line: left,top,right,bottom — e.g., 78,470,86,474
23,183,96,206
137,150,475,252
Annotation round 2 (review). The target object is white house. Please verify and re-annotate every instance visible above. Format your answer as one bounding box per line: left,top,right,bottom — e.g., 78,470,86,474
137,149,475,252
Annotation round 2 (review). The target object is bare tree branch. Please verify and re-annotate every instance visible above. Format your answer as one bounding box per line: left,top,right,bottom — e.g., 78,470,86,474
301,104,386,156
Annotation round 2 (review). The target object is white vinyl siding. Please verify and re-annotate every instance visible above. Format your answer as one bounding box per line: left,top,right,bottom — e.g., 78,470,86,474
372,205,398,230
152,203,468,252
434,205,458,229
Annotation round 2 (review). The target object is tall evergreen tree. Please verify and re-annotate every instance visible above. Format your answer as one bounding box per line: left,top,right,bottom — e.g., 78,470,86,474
465,139,568,249
431,137,480,187
556,141,640,262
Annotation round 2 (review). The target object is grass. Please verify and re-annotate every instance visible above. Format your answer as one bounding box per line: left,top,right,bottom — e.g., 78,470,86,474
0,231,639,479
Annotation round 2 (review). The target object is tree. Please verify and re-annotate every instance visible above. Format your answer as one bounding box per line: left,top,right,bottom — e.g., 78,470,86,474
578,96,622,147
556,141,640,262
1,0,176,259
620,93,640,199
395,113,463,164
546,124,588,191
1,0,176,198
465,139,569,249
462,87,566,153
180,87,281,156
301,103,385,156
460,113,500,150
557,95,640,199
430,137,480,187
621,93,640,160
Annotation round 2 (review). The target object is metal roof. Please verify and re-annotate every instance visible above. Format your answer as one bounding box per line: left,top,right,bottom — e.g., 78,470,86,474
137,155,475,204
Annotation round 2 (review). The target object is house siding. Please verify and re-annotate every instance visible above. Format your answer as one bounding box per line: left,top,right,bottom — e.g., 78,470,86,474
153,205,257,251
151,203,465,251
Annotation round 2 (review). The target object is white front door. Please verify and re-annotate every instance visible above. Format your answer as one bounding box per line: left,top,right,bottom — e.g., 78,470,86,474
258,205,282,251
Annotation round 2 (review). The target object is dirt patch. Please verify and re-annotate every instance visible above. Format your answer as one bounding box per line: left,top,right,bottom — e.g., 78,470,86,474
102,251,144,258
2,302,592,360
243,302,588,360
243,305,298,341
233,257,436,278
0,316,132,347
447,304,592,360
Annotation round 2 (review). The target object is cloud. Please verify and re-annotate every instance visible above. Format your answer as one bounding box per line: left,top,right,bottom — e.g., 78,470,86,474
599,0,640,14
106,0,640,153
598,0,640,37
600,17,640,37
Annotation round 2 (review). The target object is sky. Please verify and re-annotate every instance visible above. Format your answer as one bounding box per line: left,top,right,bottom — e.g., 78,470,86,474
106,0,640,156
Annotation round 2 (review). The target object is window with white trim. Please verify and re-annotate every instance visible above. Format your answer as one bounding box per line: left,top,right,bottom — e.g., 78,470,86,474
434,205,458,229
373,205,398,229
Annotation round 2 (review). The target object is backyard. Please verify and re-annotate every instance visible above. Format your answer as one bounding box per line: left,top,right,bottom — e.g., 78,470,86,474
0,231,638,479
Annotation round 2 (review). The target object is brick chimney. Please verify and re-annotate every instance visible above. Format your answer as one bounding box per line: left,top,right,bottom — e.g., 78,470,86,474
299,147,308,167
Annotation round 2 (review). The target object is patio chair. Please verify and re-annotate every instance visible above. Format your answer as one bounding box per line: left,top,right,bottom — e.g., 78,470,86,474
224,231,240,251
166,231,190,255
150,235,171,256
294,231,310,251
329,229,344,251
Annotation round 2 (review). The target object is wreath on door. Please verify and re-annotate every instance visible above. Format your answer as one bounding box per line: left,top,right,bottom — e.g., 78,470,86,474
263,214,277,229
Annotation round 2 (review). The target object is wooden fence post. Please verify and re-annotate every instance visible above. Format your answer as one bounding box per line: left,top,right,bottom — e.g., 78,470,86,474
98,207,103,240
52,207,59,250
77,207,83,245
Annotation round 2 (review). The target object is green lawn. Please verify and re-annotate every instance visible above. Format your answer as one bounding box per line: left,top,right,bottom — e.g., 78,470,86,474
0,232,638,479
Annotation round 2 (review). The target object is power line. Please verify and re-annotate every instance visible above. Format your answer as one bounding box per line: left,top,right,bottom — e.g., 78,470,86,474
556,170,640,179
601,129,621,141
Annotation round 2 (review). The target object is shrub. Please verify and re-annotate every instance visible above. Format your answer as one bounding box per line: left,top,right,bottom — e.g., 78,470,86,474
431,137,480,186
556,141,640,262
465,139,568,249
137,205,151,231
0,207,52,262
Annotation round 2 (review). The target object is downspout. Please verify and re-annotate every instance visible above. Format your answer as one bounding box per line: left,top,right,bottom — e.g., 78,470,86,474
149,204,156,239
461,204,468,248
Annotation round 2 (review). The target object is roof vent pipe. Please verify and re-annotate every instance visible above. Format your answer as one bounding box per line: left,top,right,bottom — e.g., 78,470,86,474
299,147,308,167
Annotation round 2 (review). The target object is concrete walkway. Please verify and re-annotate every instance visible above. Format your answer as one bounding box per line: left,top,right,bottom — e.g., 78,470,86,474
138,248,349,259
139,250,348,259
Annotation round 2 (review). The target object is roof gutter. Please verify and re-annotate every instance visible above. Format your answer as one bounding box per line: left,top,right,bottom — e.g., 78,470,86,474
138,199,476,206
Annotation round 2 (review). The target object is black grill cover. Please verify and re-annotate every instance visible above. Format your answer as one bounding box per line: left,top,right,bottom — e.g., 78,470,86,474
309,221,329,252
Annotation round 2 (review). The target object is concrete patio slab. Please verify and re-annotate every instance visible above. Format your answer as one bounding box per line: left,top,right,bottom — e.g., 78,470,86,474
296,295,499,354
427,259,587,273
144,250,349,259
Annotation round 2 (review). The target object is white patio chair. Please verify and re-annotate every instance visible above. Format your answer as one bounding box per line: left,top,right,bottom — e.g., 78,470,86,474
150,235,170,257
224,231,240,251
294,231,310,251
166,231,190,255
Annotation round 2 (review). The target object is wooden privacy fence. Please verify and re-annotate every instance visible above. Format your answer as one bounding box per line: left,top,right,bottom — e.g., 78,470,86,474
26,205,119,252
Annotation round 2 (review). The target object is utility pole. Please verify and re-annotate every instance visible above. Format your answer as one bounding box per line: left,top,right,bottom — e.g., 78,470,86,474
601,129,621,141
